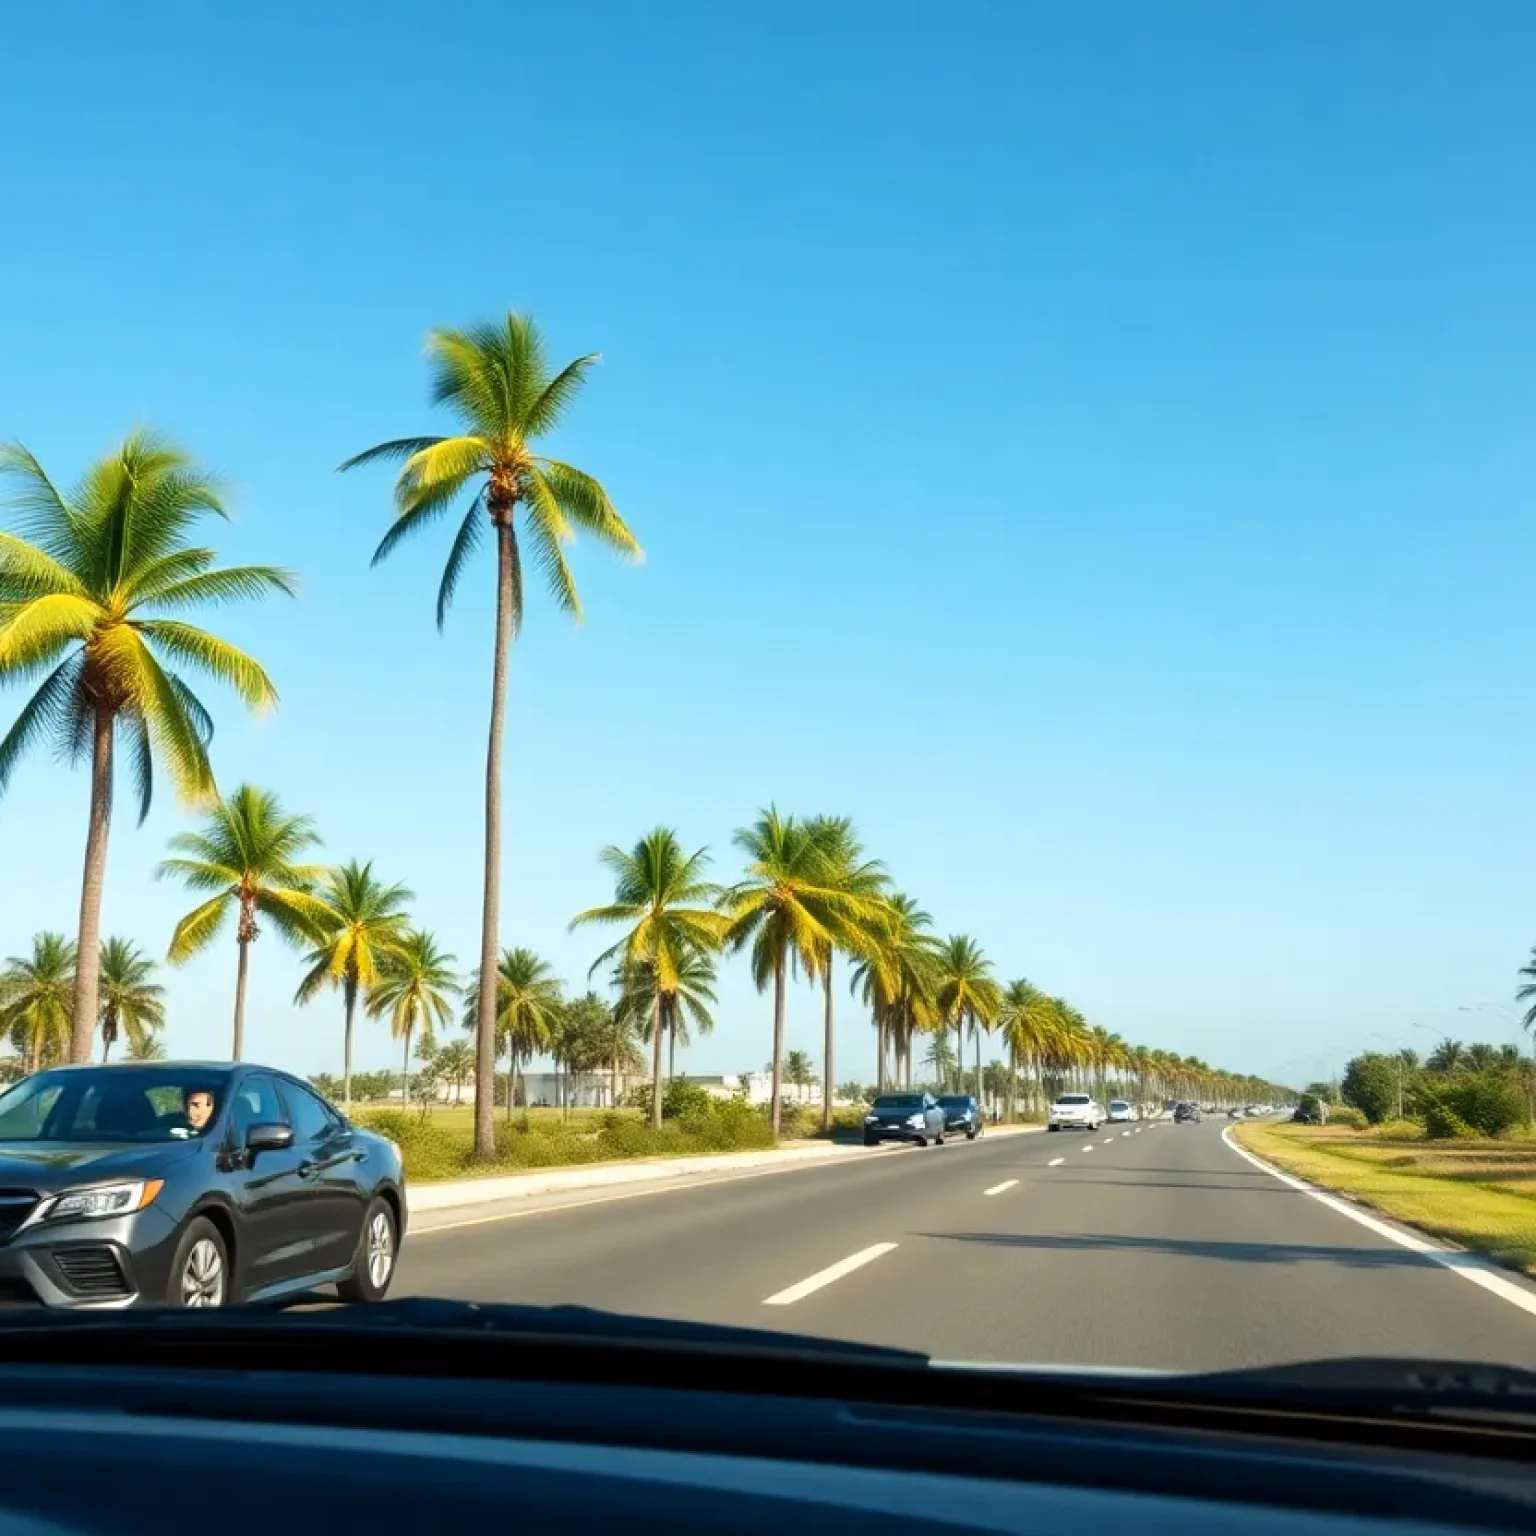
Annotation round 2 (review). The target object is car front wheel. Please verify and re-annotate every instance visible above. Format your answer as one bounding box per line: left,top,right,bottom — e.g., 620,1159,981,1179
337,1196,398,1303
169,1216,228,1308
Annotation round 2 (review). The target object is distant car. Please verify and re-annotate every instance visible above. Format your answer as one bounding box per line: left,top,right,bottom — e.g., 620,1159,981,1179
1173,1102,1202,1123
863,1092,947,1147
0,1061,406,1309
1106,1100,1134,1123
936,1095,985,1141
1048,1093,1104,1132
1228,1107,1244,1119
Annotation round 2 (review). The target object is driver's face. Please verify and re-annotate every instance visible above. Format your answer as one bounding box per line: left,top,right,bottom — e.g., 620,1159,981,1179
186,1091,214,1130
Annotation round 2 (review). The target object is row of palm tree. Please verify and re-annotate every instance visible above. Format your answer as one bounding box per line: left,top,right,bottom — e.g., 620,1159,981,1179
1,313,639,1159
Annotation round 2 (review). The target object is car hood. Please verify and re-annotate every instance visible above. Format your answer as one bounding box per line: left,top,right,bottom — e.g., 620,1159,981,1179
0,1140,203,1189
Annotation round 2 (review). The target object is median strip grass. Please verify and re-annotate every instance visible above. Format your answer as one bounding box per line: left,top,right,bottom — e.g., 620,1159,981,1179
1233,1121,1536,1277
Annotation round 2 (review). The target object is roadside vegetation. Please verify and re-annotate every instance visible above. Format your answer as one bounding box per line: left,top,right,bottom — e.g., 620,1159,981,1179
1232,1118,1536,1277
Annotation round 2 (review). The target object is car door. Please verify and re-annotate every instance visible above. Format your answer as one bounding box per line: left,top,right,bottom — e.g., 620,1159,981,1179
219,1072,315,1294
277,1077,367,1276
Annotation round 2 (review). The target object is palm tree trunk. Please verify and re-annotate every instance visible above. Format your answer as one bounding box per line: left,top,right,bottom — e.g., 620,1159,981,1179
506,1040,515,1120
649,994,664,1129
974,1021,981,1100
822,957,835,1131
770,946,786,1137
668,1018,676,1081
1007,1041,1017,1122
401,1023,412,1107
342,979,357,1108
70,703,114,1064
231,934,251,1062
874,1016,885,1094
472,515,515,1162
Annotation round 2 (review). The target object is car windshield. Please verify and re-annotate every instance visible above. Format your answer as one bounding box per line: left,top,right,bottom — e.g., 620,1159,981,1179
0,1068,233,1144
4,4,1534,1395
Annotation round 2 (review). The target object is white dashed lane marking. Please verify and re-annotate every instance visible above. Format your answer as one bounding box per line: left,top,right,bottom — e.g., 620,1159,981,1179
984,1179,1018,1196
763,1243,898,1306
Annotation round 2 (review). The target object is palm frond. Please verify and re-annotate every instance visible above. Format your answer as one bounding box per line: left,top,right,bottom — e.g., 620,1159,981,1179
167,893,232,963
337,436,447,473
134,620,279,713
133,564,297,610
537,459,641,560
435,491,484,629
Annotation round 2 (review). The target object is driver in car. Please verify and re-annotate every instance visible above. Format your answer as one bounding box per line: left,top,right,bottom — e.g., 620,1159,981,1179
174,1087,217,1138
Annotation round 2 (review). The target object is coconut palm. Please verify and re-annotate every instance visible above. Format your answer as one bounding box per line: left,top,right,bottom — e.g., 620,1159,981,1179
294,861,412,1106
934,935,1001,1095
571,828,728,1127
722,809,874,1134
850,892,940,1091
366,930,459,1106
126,1035,166,1062
998,978,1052,1119
0,434,293,1058
0,933,75,1073
342,313,642,1158
97,938,165,1062
158,784,330,1060
612,944,719,1083
784,1048,816,1100
462,947,563,1117
802,816,889,1130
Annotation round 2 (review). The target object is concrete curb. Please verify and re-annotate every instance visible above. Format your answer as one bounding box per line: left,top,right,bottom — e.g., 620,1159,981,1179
409,1123,1043,1214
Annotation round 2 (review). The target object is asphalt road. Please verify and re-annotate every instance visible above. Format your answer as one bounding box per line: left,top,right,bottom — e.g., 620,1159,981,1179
393,1118,1536,1371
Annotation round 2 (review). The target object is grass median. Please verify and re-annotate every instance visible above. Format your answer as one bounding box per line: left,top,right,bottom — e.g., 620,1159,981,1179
1232,1119,1536,1277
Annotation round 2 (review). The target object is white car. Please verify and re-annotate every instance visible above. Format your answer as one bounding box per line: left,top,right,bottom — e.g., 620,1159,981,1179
1106,1099,1135,1123
1048,1093,1104,1132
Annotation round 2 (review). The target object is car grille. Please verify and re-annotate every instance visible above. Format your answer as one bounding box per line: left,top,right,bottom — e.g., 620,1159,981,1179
52,1245,131,1299
0,1191,39,1243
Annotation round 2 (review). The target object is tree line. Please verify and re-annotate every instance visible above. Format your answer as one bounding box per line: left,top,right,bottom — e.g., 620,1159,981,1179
1,310,1289,1154
1330,1038,1536,1138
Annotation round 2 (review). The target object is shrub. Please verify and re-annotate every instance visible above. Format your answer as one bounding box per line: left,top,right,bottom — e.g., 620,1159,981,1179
354,1109,470,1181
1372,1119,1426,1142
1439,1072,1525,1138
1422,1098,1478,1140
1340,1053,1399,1124
1330,1105,1369,1130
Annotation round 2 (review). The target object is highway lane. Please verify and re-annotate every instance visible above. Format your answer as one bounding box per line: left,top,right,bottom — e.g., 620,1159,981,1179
394,1119,1536,1370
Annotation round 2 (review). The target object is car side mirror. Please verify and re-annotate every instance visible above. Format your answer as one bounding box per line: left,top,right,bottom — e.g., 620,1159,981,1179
245,1122,294,1155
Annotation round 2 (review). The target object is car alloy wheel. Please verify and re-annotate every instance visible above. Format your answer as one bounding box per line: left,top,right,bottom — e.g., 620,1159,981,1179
181,1238,225,1307
366,1208,395,1290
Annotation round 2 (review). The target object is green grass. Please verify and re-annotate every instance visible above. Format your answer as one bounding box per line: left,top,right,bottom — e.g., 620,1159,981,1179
1233,1120,1536,1277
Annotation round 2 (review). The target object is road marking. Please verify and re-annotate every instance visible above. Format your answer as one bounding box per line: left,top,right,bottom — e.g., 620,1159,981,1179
1048,1157,1065,1167
1082,1144,1094,1153
1122,1131,1132,1138
1221,1127,1536,1321
763,1243,897,1306
984,1179,1018,1196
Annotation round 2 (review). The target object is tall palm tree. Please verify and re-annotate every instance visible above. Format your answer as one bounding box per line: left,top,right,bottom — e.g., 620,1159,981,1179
850,892,940,1090
998,978,1051,1120
722,808,889,1135
97,938,165,1062
0,933,75,1073
1427,1037,1467,1075
126,1034,167,1062
158,784,330,1060
462,947,563,1117
294,860,412,1106
571,828,728,1128
343,314,642,1159
934,934,1001,1095
0,434,293,1058
803,816,889,1130
783,1048,816,1101
366,930,459,1106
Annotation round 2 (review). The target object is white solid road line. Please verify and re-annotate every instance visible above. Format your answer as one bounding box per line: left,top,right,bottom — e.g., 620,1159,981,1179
1082,1145,1094,1153
1221,1126,1536,1321
1048,1157,1065,1167
763,1243,898,1306
984,1179,1019,1196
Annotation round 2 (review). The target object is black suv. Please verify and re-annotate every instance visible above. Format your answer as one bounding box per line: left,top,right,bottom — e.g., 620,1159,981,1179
1173,1102,1202,1123
936,1095,985,1141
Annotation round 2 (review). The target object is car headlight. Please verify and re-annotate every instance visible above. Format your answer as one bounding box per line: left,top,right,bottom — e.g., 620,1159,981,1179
34,1179,163,1225
905,1113,924,1128
863,1114,878,1124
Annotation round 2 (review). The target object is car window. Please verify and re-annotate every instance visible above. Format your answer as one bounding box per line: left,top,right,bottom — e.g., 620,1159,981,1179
228,1075,289,1142
0,1083,61,1140
281,1080,341,1143
1055,1094,1091,1105
872,1095,922,1110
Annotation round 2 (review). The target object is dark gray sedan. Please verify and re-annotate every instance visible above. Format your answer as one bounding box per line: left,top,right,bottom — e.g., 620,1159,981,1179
0,1062,406,1309
862,1092,948,1147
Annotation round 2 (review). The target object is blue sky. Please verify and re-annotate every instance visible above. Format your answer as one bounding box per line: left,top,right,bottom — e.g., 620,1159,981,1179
3,0,1535,1088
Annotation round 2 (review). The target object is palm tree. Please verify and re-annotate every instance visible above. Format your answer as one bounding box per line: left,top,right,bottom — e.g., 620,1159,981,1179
97,938,165,1062
999,978,1051,1119
613,945,718,1083
0,933,75,1073
433,1039,476,1104
366,930,459,1106
343,314,642,1159
803,816,889,1130
126,1035,166,1062
1427,1037,1467,1075
294,860,412,1106
722,807,889,1135
571,828,728,1128
158,784,330,1060
0,434,293,1058
934,935,1001,1095
850,892,940,1090
462,947,563,1117
784,1048,816,1101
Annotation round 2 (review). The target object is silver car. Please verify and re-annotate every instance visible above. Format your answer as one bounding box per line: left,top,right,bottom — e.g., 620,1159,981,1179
1047,1093,1104,1132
